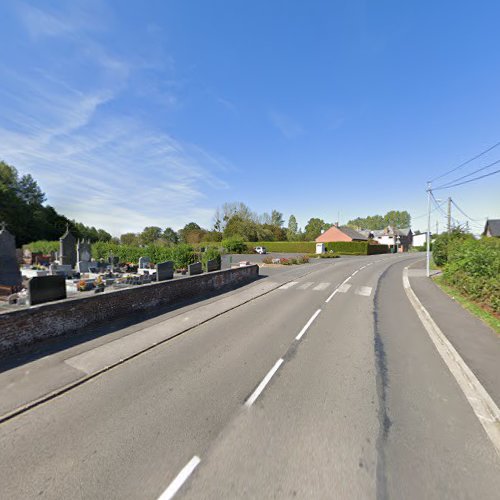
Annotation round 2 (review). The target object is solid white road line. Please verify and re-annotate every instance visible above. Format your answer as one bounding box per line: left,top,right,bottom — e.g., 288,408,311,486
337,283,352,293
313,282,330,291
158,456,201,500
403,266,500,457
245,359,284,407
296,309,322,341
355,286,372,297
298,282,314,290
351,270,359,276
279,281,298,290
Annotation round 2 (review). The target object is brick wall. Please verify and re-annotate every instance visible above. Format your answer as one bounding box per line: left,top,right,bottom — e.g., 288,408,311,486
0,265,259,353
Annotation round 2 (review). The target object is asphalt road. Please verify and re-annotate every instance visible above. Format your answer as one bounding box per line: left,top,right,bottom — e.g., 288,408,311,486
1,254,499,499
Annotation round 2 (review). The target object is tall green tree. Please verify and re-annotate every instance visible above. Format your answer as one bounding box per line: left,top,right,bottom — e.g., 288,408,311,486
287,215,298,240
271,209,284,227
162,227,179,244
304,218,329,240
140,226,163,245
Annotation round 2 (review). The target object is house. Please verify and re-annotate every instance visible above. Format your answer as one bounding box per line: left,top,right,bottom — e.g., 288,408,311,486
359,226,413,252
483,219,500,237
412,232,430,247
315,225,368,243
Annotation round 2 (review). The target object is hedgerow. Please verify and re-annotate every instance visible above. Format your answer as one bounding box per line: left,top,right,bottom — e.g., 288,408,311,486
441,238,500,313
246,241,316,253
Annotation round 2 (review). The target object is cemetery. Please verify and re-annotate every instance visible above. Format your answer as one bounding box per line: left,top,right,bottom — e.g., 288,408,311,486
0,223,258,352
0,224,228,309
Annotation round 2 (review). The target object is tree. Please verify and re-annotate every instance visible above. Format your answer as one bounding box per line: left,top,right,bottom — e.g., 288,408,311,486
384,210,411,228
17,174,46,205
120,233,139,245
287,215,298,240
178,222,202,243
162,227,178,244
304,218,329,240
271,209,284,227
140,226,162,245
223,215,258,241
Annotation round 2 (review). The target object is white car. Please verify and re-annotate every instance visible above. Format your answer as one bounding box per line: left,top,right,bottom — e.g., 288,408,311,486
254,246,267,254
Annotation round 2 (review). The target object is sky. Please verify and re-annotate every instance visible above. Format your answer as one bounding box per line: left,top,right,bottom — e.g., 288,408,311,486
0,0,499,236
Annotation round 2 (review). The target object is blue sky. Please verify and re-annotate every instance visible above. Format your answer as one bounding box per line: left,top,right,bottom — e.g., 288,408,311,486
1,0,499,235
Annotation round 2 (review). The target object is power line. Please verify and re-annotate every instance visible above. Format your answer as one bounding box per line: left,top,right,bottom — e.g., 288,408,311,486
435,158,500,189
450,199,483,222
433,168,500,190
430,140,500,183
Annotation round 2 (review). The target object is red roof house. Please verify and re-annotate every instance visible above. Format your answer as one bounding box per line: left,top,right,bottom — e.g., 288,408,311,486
315,225,368,243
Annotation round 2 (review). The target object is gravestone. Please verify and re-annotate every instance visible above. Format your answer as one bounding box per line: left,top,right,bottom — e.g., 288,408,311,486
77,239,92,263
188,262,203,276
59,226,77,268
138,256,150,269
156,261,174,281
0,223,22,289
206,258,221,272
28,275,67,305
77,261,90,273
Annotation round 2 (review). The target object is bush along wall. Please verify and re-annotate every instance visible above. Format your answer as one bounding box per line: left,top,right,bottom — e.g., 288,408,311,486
325,241,389,255
245,241,316,253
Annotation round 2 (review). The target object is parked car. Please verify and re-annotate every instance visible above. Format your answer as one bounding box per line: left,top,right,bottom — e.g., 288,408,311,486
254,246,267,254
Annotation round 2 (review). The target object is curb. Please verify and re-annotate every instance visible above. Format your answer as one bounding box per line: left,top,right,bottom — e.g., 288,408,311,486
403,265,500,457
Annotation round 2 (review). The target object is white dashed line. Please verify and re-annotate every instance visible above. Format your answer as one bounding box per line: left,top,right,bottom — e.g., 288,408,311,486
158,456,201,500
279,281,298,290
313,282,330,291
245,358,284,407
351,270,359,276
355,286,372,297
296,309,322,340
298,282,314,290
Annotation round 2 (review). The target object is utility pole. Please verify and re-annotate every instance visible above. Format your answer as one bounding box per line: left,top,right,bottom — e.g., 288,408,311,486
435,220,438,236
447,197,452,233
426,182,432,277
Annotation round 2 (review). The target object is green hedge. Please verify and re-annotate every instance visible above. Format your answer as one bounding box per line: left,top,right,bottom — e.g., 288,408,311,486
442,238,500,313
246,241,316,253
368,243,390,255
23,240,59,254
325,241,389,255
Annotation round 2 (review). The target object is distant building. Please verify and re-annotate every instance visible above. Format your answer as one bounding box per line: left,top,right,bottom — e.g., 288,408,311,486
358,226,413,252
412,232,430,247
483,219,500,237
315,225,368,243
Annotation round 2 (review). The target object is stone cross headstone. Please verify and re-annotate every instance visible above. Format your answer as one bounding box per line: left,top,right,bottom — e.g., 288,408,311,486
59,226,77,268
0,222,22,288
28,275,67,305
138,256,151,269
156,261,174,281
188,262,203,276
77,239,92,263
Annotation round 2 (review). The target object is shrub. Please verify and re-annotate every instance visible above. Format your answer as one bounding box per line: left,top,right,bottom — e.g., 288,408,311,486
246,241,316,253
442,238,500,313
201,245,222,270
326,241,368,255
221,236,247,254
23,240,59,254
318,253,340,258
432,230,474,267
262,256,273,264
171,244,197,269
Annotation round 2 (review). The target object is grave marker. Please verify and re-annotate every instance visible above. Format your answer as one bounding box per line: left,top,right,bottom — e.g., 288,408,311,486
28,275,67,305
156,261,174,281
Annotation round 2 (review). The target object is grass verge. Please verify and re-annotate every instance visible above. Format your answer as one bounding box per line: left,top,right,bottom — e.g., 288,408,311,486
434,276,500,335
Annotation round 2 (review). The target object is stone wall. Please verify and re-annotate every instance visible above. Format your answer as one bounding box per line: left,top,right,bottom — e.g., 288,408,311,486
0,265,259,353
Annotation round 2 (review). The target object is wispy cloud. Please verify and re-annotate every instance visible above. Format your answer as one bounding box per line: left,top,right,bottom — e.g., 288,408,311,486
269,111,303,139
0,2,230,234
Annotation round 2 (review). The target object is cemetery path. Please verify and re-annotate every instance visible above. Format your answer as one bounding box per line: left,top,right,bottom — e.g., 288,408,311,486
0,254,499,499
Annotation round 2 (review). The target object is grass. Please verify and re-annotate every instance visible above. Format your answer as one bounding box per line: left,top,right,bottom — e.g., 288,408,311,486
434,276,500,335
